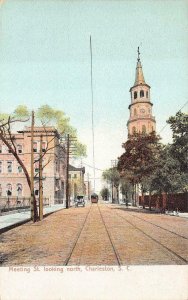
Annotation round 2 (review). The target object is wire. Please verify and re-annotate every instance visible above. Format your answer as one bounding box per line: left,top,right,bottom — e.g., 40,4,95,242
82,161,104,172
159,100,188,134
90,35,96,192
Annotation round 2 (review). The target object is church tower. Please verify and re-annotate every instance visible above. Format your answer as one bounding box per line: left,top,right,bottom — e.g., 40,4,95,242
127,48,156,136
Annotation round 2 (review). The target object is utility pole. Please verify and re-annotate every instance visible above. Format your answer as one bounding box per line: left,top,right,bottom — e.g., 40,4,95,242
87,173,90,201
66,134,70,209
39,134,43,220
30,111,37,222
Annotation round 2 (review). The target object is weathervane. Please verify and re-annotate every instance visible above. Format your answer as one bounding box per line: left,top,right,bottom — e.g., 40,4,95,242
137,46,140,61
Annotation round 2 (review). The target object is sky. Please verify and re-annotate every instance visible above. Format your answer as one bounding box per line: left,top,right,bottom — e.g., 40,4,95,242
0,0,188,193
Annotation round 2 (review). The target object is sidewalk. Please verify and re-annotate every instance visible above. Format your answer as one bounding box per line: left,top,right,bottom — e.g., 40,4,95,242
0,204,65,233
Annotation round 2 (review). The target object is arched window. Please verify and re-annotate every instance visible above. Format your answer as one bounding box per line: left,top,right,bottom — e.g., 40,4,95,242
34,182,39,196
134,108,137,116
17,184,23,196
0,184,2,196
132,126,136,134
6,184,12,196
142,125,146,134
0,144,2,153
33,142,37,153
17,145,23,154
42,142,46,153
18,165,22,173
134,91,137,99
7,161,13,173
146,91,148,98
140,90,144,98
0,161,2,173
34,160,39,173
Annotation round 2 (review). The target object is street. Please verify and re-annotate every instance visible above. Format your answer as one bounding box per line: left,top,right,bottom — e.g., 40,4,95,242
0,202,188,266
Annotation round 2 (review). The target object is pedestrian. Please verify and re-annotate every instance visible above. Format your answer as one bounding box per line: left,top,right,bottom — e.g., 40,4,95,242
126,199,128,208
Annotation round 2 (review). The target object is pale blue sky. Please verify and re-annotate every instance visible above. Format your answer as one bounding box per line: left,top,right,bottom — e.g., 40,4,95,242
0,0,188,192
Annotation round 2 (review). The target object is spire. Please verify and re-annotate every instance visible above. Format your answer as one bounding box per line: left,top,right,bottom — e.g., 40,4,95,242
134,47,145,85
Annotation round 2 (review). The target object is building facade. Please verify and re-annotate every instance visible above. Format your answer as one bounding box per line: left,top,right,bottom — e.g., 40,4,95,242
69,165,85,199
127,49,156,135
0,126,67,204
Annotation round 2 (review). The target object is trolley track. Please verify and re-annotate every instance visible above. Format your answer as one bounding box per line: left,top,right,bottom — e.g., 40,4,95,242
97,204,122,266
63,205,92,266
64,203,123,266
105,205,188,264
121,209,188,240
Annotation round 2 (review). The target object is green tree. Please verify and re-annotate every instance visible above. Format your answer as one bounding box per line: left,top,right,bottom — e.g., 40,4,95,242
167,111,188,173
102,168,120,203
100,187,110,200
118,132,162,206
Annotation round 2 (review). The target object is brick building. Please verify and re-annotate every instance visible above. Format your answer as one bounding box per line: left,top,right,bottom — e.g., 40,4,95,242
0,126,67,204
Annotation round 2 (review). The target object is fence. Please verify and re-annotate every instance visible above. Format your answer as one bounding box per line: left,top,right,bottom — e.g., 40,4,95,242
0,196,49,213
139,192,188,212
54,198,64,204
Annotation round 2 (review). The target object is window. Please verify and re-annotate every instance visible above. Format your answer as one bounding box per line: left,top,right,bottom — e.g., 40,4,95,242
0,145,2,153
42,142,46,153
0,184,2,196
132,126,136,134
18,165,22,173
33,142,37,153
8,149,12,153
0,161,2,173
17,184,23,196
140,90,144,98
74,174,77,179
6,184,12,196
146,91,148,98
142,125,146,133
55,161,58,172
7,161,13,173
69,174,71,179
134,108,137,116
134,91,137,99
34,161,39,173
17,145,22,154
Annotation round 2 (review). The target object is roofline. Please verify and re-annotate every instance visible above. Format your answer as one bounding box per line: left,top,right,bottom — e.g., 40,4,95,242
129,83,151,92
128,101,153,109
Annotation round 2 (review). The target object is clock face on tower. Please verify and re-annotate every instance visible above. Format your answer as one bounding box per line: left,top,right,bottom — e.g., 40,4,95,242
140,108,145,113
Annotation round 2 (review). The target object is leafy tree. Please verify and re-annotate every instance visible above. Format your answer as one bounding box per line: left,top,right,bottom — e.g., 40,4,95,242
100,187,110,200
120,177,134,203
167,111,188,173
150,145,188,194
118,132,162,206
0,104,86,221
102,168,120,203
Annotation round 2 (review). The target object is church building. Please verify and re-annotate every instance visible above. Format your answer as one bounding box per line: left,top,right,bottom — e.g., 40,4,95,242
127,48,156,136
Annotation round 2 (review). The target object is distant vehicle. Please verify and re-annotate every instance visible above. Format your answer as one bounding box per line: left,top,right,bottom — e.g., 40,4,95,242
74,196,85,207
91,193,98,203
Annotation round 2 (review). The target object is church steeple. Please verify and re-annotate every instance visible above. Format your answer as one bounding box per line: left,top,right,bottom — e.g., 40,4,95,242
127,48,156,136
134,47,145,86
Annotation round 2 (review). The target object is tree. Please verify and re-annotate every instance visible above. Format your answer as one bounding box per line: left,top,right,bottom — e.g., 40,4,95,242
102,168,120,203
150,145,188,194
167,111,188,173
120,177,134,203
100,187,110,201
118,132,162,206
0,104,86,221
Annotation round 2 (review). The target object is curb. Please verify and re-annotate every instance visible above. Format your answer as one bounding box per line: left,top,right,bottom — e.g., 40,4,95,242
0,207,65,235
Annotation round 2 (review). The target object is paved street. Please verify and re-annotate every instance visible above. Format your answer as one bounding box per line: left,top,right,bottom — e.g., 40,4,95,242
0,203,188,266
